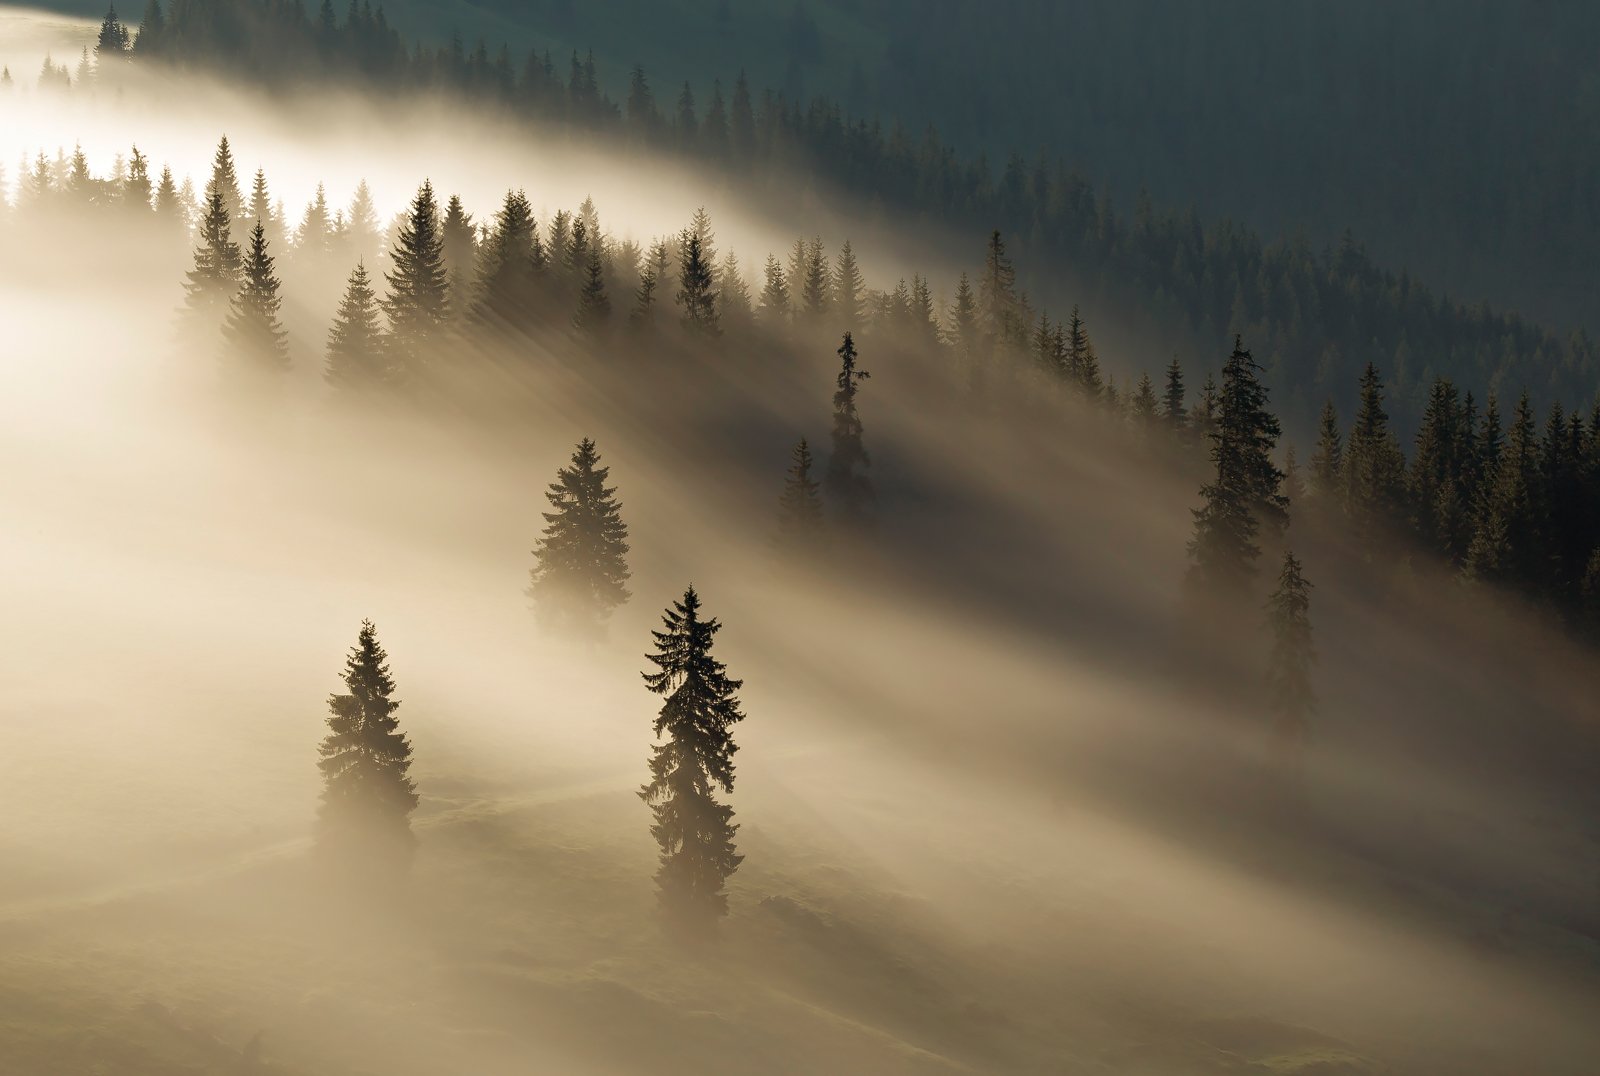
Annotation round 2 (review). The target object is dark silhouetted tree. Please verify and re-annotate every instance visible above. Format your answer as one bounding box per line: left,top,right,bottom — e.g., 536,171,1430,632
1264,550,1315,770
222,220,289,372
316,620,419,875
183,187,243,325
825,332,873,525
676,226,720,335
381,180,449,380
573,246,612,337
528,438,631,637
640,586,745,933
325,262,387,390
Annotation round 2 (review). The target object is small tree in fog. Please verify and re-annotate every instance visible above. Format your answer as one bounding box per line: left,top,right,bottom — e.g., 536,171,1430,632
776,438,824,550
325,262,387,390
222,219,289,372
640,586,745,931
825,332,873,526
528,438,631,637
1264,550,1315,770
182,187,243,326
317,620,419,874
572,245,612,338
676,228,720,335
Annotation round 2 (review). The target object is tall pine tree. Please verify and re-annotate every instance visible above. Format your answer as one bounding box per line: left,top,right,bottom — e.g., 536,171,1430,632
825,332,873,526
381,180,449,381
222,219,289,372
640,586,745,933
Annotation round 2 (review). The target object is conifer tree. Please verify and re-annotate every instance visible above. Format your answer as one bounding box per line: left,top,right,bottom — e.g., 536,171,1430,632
1063,306,1102,398
473,189,541,335
573,245,612,338
183,187,243,325
676,228,720,335
123,145,152,211
946,273,980,357
316,620,419,874
1161,357,1188,433
95,5,130,64
153,164,180,224
1186,337,1286,598
798,236,829,320
381,180,449,379
528,439,631,637
758,253,791,325
133,0,164,54
825,332,873,526
776,438,824,550
978,229,1020,352
345,179,382,265
719,251,752,325
248,168,277,246
222,220,289,372
1264,550,1315,768
632,257,660,329
832,239,865,329
440,193,476,307
205,135,244,241
909,275,939,346
1342,363,1407,542
325,262,386,390
1410,378,1467,558
1130,373,1160,428
1308,400,1343,499
640,586,745,932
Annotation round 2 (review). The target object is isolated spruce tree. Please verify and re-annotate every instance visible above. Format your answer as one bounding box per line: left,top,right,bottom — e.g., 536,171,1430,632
1185,337,1286,599
572,246,612,337
1264,550,1315,767
182,187,243,325
528,438,631,637
222,220,289,372
676,228,720,335
381,180,449,380
325,262,386,390
316,620,419,874
825,332,873,526
776,438,824,550
639,586,745,932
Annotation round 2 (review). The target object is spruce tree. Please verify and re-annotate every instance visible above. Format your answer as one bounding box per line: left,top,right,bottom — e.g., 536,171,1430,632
473,189,541,335
1264,550,1315,768
182,187,243,325
205,135,244,242
325,262,387,390
978,229,1020,353
1342,363,1407,543
528,439,631,637
440,193,476,309
676,227,720,335
1161,357,1188,433
96,5,131,60
222,220,289,372
316,620,419,874
776,437,824,550
248,168,277,246
640,586,745,932
1063,306,1102,398
758,254,791,325
1308,400,1343,500
572,245,612,337
1130,372,1160,428
832,239,865,329
1185,337,1286,599
381,180,449,380
123,145,152,212
719,252,752,325
825,332,873,526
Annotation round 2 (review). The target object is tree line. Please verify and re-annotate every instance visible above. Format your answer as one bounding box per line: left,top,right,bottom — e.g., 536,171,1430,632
50,0,1600,438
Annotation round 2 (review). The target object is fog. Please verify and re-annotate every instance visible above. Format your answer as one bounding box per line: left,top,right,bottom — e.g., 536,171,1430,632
3,12,1599,1075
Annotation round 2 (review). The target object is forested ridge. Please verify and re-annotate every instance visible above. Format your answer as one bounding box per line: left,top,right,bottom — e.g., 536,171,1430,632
34,0,1599,441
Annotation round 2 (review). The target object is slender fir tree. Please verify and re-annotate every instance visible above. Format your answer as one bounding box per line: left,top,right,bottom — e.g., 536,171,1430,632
182,187,243,325
325,262,387,390
528,439,631,637
316,620,419,875
825,332,873,526
472,189,541,335
1185,337,1286,599
640,586,745,933
676,227,720,335
381,180,449,380
832,239,865,329
776,437,824,550
1309,400,1343,500
222,219,289,372
205,134,244,242
1161,356,1188,433
1264,550,1315,771
573,245,612,337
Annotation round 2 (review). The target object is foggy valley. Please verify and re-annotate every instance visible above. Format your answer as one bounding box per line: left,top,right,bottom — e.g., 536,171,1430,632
1,5,1598,1074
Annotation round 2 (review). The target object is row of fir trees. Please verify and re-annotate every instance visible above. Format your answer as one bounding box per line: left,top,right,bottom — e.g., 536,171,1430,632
55,0,1600,434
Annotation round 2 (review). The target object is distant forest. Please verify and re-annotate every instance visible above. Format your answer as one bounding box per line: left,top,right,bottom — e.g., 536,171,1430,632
41,0,1599,442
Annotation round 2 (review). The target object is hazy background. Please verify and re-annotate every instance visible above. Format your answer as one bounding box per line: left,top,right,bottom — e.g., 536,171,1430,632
2,6,1599,1075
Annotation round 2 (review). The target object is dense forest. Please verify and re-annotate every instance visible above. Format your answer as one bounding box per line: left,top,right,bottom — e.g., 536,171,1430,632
25,0,1597,442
